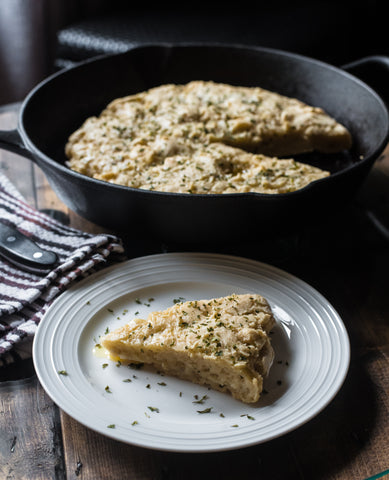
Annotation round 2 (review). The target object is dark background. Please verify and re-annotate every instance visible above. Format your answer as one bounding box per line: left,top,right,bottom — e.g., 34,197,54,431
0,0,388,105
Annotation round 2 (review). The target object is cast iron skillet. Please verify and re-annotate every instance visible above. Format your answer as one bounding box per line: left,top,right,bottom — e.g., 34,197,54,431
1,43,388,244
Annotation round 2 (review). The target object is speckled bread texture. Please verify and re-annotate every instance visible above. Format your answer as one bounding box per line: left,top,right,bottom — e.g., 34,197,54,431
101,294,276,403
66,81,351,194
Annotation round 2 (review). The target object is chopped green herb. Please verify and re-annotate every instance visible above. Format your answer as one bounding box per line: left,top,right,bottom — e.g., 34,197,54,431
147,406,160,413
57,370,68,376
105,386,112,393
192,395,209,404
173,297,186,304
197,407,213,414
131,421,138,426
128,362,144,370
102,363,108,369
107,424,115,429
240,414,255,420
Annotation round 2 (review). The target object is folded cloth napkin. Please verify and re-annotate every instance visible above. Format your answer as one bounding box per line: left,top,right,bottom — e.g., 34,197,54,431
0,172,125,362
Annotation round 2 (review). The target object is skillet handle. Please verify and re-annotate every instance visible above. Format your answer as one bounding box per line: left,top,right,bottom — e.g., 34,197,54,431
344,56,389,241
0,128,35,160
342,55,389,107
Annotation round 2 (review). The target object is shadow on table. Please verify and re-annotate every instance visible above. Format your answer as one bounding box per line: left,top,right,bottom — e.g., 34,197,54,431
149,350,380,479
65,346,379,480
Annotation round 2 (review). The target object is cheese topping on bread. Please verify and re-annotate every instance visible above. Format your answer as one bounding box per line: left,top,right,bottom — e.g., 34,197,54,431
66,81,351,194
101,293,276,404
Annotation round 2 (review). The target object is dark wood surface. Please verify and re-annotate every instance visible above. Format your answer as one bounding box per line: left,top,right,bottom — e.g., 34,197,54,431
1,103,389,480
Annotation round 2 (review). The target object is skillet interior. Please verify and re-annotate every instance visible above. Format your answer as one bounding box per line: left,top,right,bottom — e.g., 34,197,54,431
18,44,389,242
22,43,388,169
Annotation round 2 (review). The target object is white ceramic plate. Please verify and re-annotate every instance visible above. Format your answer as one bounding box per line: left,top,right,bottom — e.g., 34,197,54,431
33,252,350,452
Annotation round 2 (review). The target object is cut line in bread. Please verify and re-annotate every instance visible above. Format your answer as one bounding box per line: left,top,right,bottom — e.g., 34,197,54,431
66,81,351,194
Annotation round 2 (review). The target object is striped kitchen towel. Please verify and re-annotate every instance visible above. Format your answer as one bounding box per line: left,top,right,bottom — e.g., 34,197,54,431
0,172,125,361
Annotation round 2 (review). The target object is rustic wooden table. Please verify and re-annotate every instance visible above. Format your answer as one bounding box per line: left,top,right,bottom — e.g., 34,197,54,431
1,102,389,480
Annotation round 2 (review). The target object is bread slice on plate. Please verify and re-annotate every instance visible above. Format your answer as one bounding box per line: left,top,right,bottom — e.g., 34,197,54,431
101,293,276,404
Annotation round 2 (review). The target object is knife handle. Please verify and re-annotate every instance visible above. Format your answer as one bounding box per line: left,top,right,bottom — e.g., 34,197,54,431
0,223,58,272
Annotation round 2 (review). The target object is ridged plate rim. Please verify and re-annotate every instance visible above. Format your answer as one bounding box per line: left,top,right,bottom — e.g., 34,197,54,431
33,252,350,452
